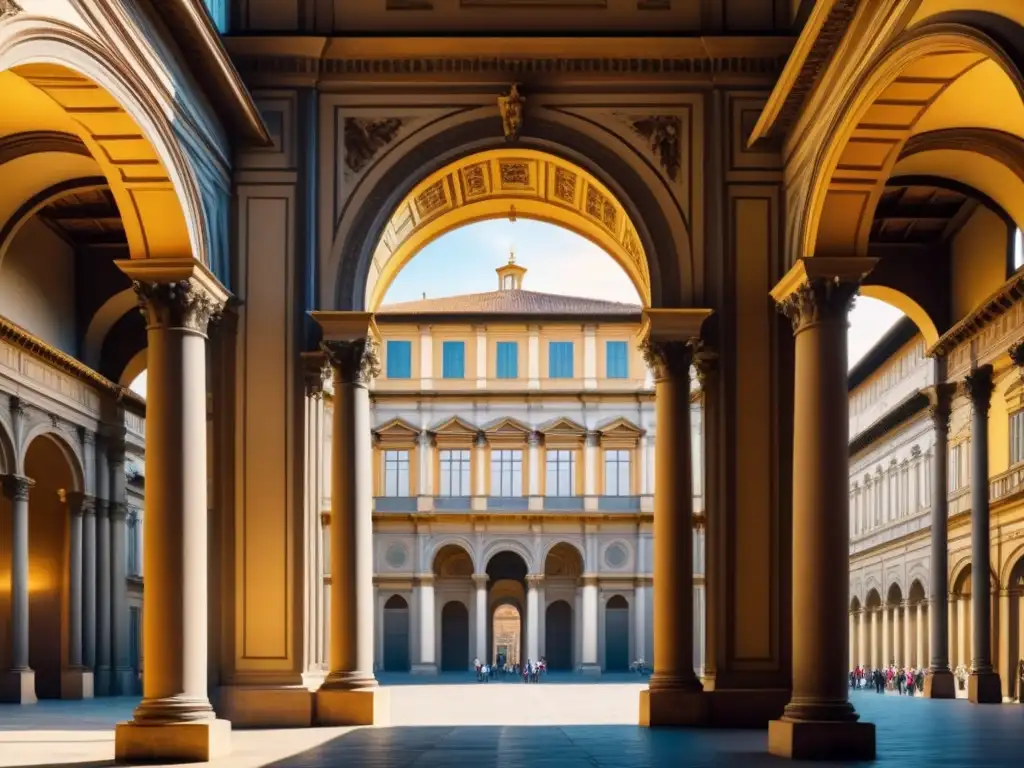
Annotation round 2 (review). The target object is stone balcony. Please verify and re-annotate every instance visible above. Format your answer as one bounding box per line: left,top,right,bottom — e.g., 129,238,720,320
371,494,655,515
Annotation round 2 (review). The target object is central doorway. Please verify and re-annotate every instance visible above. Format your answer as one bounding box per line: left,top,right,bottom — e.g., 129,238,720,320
441,601,470,671
492,604,521,667
545,600,573,670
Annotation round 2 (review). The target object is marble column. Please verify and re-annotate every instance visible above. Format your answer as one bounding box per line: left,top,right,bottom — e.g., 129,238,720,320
924,380,956,697
473,574,489,664
902,603,913,670
964,365,1001,703
634,578,647,668
313,316,387,725
882,606,890,668
94,439,112,697
0,474,35,703
63,492,93,699
849,613,856,671
302,353,328,686
81,439,97,674
413,576,436,674
769,259,875,760
858,611,867,668
693,349,720,688
916,604,926,670
109,437,133,696
583,432,598,504
998,590,1011,701
526,574,542,663
580,575,600,674
871,610,880,669
113,263,230,762
638,310,709,726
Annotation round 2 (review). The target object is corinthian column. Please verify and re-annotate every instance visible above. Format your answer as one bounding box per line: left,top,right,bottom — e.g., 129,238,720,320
693,348,720,689
302,353,329,687
638,308,711,727
964,364,1001,703
768,258,875,760
63,492,94,699
0,474,36,703
924,379,956,697
113,260,231,762
312,312,389,725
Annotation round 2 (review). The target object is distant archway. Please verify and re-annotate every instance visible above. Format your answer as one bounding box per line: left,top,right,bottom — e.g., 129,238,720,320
440,601,470,672
382,595,410,672
492,603,521,668
605,594,630,672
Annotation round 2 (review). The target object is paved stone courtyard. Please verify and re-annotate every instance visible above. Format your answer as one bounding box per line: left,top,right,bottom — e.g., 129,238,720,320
1,678,1023,767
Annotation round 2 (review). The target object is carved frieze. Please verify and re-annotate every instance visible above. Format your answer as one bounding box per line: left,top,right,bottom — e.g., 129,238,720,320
415,180,448,218
585,186,617,230
462,162,488,197
344,117,404,175
630,116,682,182
499,161,529,187
553,167,577,203
498,83,525,141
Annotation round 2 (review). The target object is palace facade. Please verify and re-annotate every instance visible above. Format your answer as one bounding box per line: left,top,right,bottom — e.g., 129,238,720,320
2,0,1024,763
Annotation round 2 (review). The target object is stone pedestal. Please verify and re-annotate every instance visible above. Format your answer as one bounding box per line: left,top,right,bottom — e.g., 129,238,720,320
61,668,94,700
639,688,708,726
0,670,36,704
768,719,875,761
968,672,1002,704
316,688,391,726
923,669,956,699
115,719,231,763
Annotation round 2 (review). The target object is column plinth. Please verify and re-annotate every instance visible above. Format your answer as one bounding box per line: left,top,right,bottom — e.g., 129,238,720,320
637,318,708,727
0,474,36,704
113,261,231,763
768,260,875,761
964,365,1001,703
924,380,956,698
311,317,388,726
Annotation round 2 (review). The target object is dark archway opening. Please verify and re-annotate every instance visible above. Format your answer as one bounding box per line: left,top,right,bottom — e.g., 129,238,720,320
383,594,410,672
440,601,470,671
605,594,630,672
545,600,573,671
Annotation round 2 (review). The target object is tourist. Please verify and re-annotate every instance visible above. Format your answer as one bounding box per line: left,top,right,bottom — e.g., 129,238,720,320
474,657,482,682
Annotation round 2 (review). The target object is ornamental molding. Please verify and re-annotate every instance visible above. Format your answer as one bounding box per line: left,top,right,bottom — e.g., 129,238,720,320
931,272,1024,368
134,279,224,336
344,117,405,175
638,338,691,382
776,279,858,334
625,115,681,182
498,83,525,141
0,1,20,21
321,338,380,384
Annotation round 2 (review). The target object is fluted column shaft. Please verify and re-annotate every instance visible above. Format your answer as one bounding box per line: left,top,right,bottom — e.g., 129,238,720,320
694,350,719,686
643,339,699,692
777,274,860,723
581,576,599,667
302,354,328,675
4,475,33,670
127,275,224,724
322,338,377,690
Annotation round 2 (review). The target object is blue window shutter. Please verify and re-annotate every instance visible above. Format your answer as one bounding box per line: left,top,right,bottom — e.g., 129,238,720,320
607,341,628,378
550,342,573,378
443,341,465,379
386,340,412,379
497,341,518,379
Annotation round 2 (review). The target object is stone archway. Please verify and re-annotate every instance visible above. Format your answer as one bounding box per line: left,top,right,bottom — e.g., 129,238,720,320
545,600,572,671
382,595,411,672
440,601,470,672
329,112,692,311
604,594,630,672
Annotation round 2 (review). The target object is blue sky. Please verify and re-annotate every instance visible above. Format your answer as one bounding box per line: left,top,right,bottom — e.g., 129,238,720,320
384,219,903,368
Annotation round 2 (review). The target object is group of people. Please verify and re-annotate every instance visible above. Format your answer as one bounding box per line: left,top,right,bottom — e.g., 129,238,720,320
474,657,547,683
850,665,925,695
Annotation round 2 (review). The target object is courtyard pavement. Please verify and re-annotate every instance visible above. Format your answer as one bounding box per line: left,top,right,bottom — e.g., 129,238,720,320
0,679,1022,767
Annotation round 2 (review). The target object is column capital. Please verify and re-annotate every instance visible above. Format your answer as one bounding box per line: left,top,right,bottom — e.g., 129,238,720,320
963,364,995,414
416,573,435,586
1009,339,1024,369
580,574,599,587
2,473,33,501
528,431,542,447
301,351,329,398
525,573,545,587
693,344,718,391
584,431,600,448
109,501,129,522
472,573,490,587
639,339,692,382
418,430,433,448
312,308,379,385
639,308,711,383
66,491,95,516
771,258,875,334
118,258,230,338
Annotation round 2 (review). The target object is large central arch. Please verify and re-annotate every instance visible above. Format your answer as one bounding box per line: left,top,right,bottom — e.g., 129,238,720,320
329,110,692,311
364,148,652,310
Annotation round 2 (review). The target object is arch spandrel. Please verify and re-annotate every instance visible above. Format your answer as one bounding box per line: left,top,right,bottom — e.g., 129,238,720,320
366,148,651,310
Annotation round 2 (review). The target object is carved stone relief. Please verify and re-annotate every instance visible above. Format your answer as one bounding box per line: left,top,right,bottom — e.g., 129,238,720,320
629,116,682,182
498,161,529,187
344,117,405,175
415,179,448,218
0,1,20,21
585,186,616,230
553,167,576,203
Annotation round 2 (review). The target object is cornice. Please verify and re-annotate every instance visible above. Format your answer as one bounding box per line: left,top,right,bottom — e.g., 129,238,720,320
929,272,1024,359
144,0,270,146
224,35,793,85
0,315,145,415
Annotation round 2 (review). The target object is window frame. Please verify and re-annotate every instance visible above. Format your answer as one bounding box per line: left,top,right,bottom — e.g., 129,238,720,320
490,449,524,496
438,448,472,497
605,340,629,379
548,341,574,379
386,339,413,379
441,340,466,379
604,448,632,496
496,341,519,379
382,449,411,497
545,448,576,496
1011,408,1024,467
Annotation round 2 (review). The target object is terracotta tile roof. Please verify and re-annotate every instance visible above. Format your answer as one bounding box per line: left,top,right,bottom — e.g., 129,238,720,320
377,289,641,317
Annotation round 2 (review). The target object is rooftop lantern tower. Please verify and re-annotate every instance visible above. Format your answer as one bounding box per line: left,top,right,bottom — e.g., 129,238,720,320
496,249,527,290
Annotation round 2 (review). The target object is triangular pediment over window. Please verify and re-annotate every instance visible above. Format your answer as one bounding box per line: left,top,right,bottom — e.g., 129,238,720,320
482,416,532,446
374,417,420,446
539,417,586,443
596,417,644,438
430,415,479,447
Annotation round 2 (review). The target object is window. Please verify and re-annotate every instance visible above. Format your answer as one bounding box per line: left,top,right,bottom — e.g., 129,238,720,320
546,449,576,496
491,449,523,496
439,449,472,496
129,607,141,673
442,341,465,379
383,450,411,496
127,513,138,576
504,275,514,289
606,341,629,379
386,340,412,379
496,341,519,379
604,449,631,495
1012,410,1024,465
949,444,961,493
549,341,574,378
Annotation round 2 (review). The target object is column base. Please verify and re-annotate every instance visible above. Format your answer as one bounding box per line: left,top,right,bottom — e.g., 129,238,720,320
61,668,94,699
579,663,602,676
217,684,314,727
411,663,438,675
639,687,708,726
315,687,390,726
705,689,790,728
968,671,1002,704
301,670,328,691
114,718,231,763
923,669,956,699
0,669,36,704
768,718,875,761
